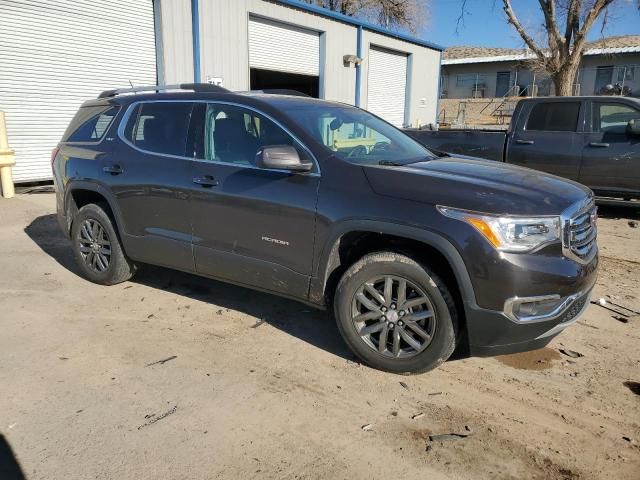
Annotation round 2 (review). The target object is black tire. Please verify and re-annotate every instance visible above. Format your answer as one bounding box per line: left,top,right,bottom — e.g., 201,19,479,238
71,203,136,285
334,252,458,374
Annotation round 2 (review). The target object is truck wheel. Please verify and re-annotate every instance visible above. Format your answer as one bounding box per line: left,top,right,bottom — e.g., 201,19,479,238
71,203,136,285
334,252,458,374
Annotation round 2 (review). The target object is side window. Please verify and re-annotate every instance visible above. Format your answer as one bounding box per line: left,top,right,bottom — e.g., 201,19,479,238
203,104,310,167
526,102,581,132
124,102,194,156
64,106,119,142
593,103,640,134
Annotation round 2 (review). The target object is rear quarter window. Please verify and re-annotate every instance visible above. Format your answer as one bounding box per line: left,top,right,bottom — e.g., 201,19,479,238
525,102,581,132
63,105,120,142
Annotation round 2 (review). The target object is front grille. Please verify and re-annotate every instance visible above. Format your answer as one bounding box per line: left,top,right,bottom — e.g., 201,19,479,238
562,200,597,264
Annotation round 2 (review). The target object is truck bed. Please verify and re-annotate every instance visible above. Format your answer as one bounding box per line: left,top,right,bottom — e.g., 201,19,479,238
404,128,508,162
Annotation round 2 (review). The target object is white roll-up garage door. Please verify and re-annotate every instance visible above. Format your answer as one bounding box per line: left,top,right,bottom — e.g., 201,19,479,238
0,0,157,182
248,17,320,76
367,47,408,127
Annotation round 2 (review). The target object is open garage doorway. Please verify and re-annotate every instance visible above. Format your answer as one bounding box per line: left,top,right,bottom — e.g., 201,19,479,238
250,68,320,97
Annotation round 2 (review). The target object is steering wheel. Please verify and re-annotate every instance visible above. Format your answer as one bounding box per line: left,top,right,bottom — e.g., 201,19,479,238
371,142,392,154
347,145,368,158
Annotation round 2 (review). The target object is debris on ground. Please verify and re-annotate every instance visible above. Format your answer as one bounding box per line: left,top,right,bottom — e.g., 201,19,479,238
559,349,584,358
361,424,373,431
250,319,265,329
58,357,69,360
628,220,639,228
411,413,425,420
592,297,639,325
399,381,409,390
137,405,177,430
145,355,177,367
428,392,443,396
429,426,473,443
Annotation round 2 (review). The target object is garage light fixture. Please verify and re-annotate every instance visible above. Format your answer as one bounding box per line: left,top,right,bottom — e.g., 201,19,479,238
343,54,363,67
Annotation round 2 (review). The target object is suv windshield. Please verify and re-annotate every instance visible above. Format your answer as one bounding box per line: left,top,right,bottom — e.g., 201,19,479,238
282,103,435,165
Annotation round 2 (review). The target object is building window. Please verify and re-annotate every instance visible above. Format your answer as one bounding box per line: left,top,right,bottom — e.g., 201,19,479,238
455,73,487,87
617,66,635,82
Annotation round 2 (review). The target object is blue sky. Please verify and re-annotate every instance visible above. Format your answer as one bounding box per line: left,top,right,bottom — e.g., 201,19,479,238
424,0,640,48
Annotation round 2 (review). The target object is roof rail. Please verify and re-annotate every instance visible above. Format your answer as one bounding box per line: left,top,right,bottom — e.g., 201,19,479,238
98,83,230,99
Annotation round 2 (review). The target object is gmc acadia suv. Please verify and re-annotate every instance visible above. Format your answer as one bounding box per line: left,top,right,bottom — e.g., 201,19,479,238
52,84,599,374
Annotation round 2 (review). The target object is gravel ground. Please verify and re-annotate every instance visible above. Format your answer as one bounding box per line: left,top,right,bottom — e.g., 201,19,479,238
0,192,639,480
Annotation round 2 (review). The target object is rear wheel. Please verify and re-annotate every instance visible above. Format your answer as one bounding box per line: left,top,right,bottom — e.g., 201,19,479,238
334,252,457,374
71,203,136,285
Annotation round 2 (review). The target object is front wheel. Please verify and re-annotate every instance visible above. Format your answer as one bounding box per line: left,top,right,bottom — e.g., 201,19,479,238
71,203,136,285
334,252,458,374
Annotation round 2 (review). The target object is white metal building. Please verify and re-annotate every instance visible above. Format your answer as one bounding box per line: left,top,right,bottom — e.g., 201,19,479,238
0,0,442,183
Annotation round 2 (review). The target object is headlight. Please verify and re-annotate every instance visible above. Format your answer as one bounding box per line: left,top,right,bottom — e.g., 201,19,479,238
438,206,560,253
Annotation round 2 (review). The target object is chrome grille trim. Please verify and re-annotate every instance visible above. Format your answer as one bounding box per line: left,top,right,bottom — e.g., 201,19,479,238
561,196,598,264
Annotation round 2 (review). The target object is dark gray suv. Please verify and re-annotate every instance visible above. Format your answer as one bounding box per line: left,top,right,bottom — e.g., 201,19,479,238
52,84,598,374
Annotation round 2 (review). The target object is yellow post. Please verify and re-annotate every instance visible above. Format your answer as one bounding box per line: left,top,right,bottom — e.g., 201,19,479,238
0,110,16,199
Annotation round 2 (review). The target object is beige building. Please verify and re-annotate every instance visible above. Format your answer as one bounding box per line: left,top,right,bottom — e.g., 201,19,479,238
441,35,640,100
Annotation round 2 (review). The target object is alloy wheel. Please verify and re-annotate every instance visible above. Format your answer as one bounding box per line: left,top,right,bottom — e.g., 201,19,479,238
78,218,111,273
350,275,436,358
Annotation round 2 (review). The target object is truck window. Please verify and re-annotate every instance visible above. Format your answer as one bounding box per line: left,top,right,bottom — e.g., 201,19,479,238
592,103,640,134
526,102,580,132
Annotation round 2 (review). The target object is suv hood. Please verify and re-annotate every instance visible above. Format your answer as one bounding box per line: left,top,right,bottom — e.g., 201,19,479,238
363,156,592,216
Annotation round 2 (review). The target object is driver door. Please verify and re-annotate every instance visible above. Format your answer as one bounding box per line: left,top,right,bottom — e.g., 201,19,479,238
189,102,321,298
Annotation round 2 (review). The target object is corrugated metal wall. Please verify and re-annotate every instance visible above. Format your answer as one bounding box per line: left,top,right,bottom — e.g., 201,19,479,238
361,30,441,128
0,0,157,182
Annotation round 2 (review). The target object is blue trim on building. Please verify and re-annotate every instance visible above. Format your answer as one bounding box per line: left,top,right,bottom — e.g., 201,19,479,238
435,50,442,126
274,0,443,52
191,0,201,83
355,26,362,107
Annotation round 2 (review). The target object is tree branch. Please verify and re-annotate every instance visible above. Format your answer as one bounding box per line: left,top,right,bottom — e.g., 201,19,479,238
570,0,615,61
502,0,547,60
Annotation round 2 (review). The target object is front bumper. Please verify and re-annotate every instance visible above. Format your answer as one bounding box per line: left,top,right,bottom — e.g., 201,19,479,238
465,283,594,357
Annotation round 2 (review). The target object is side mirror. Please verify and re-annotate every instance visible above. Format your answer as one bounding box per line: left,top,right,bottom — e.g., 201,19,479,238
255,145,313,172
627,119,640,136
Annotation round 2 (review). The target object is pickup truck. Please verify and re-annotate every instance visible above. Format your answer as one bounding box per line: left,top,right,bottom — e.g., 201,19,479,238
406,96,640,201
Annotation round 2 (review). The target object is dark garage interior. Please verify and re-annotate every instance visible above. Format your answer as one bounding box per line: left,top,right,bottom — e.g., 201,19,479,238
250,68,320,97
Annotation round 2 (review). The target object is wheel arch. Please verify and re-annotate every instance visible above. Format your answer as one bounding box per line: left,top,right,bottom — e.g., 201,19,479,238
64,181,127,241
310,221,477,317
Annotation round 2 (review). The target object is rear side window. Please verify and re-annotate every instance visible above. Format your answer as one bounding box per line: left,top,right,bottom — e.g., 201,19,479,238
63,105,119,142
526,102,580,132
124,102,194,156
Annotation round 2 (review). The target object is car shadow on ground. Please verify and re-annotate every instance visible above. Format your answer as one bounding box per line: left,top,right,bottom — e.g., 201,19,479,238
0,434,26,480
25,214,355,362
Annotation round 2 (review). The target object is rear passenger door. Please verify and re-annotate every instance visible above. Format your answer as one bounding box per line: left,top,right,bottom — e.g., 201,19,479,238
109,101,197,271
580,100,640,197
508,101,584,180
188,102,320,299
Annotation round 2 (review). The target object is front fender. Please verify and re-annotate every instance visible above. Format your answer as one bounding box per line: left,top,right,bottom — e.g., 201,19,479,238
308,220,476,309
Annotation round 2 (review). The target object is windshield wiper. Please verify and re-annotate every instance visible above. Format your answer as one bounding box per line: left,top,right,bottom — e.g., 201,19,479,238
378,160,404,166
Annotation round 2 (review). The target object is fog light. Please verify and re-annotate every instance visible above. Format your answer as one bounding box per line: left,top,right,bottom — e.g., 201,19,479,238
504,293,580,323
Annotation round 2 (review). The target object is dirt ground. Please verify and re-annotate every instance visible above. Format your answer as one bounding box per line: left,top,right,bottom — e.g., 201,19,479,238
0,192,639,480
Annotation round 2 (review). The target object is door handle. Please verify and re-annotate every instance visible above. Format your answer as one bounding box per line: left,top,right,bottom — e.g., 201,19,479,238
103,164,123,175
193,175,219,187
516,139,535,145
589,142,610,148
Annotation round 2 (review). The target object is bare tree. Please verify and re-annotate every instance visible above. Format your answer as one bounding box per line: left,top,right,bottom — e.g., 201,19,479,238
303,0,427,34
502,0,616,96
